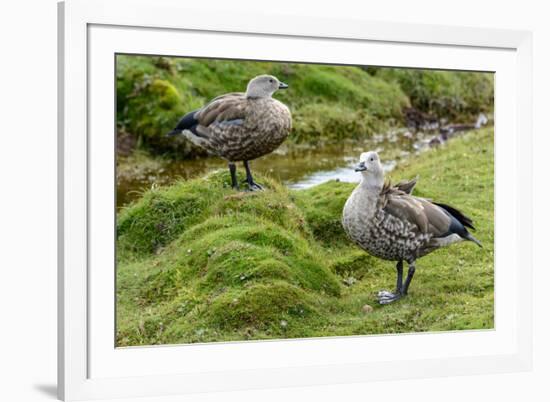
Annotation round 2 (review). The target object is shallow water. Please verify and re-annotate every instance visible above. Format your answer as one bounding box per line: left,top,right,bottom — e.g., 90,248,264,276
116,128,459,208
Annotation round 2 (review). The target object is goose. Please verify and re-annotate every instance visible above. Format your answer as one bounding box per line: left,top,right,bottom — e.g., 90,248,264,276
167,75,292,190
342,151,481,304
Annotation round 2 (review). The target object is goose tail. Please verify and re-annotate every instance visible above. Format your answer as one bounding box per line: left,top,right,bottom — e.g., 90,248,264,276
434,202,475,230
434,202,482,247
464,232,482,248
167,109,200,137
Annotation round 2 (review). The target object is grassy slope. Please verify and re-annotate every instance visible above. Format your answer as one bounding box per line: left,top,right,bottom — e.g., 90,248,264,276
116,128,494,346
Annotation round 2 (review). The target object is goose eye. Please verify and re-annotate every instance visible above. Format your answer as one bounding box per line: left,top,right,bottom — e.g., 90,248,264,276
269,79,274,83
370,157,374,161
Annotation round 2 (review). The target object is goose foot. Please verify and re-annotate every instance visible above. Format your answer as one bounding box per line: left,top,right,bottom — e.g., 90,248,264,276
243,160,263,191
377,290,403,305
244,181,263,191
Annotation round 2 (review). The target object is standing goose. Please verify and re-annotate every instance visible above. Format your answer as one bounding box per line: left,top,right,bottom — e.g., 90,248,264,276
167,75,292,190
342,151,481,304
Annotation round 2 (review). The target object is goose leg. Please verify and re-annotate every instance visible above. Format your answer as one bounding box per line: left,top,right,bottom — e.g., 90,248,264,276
243,160,263,191
377,260,404,305
228,162,239,190
402,261,416,295
395,260,403,292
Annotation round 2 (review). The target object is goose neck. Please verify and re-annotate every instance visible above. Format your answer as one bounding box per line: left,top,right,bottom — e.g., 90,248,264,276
245,90,272,99
360,174,384,194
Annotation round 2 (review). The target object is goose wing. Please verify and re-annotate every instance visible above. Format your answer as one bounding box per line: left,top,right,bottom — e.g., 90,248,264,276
167,93,248,141
195,92,247,128
381,186,453,236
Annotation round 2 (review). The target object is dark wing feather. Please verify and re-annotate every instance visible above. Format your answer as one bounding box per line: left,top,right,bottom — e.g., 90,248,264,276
167,108,200,136
433,202,475,230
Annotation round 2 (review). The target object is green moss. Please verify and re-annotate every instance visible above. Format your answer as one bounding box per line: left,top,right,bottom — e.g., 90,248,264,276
117,128,494,346
116,179,213,258
150,79,181,109
117,168,344,345
292,103,387,143
292,180,354,246
370,67,494,120
330,251,384,279
204,281,321,330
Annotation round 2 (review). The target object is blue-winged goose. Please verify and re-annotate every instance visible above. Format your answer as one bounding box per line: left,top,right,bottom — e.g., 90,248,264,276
342,151,481,304
167,75,291,190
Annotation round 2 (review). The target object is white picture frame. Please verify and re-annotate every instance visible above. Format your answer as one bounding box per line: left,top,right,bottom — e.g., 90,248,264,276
58,0,533,400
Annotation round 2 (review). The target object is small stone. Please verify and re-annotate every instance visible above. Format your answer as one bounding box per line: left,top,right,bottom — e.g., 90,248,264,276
343,276,357,287
362,304,374,314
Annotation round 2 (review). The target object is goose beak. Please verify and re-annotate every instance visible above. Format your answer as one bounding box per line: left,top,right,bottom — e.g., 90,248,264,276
278,82,288,89
354,162,367,172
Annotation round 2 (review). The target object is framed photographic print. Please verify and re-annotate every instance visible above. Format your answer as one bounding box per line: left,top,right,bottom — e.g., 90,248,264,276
58,0,533,400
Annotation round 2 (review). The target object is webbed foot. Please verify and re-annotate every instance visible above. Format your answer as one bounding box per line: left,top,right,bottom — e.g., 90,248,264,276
242,161,263,191
377,290,404,305
245,181,263,191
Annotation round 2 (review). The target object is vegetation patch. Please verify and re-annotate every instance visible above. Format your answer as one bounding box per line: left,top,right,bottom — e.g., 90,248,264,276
116,56,410,157
117,56,493,159
117,128,494,346
367,67,494,121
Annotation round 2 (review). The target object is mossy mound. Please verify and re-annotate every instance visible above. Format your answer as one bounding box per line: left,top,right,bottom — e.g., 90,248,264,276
117,171,310,258
117,171,343,345
292,180,354,247
117,128,495,346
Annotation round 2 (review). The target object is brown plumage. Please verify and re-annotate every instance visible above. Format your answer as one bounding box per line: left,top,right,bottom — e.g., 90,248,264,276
342,151,481,304
167,75,292,190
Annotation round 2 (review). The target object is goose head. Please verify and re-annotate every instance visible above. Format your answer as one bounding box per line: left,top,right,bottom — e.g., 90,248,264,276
355,151,384,188
246,75,288,98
